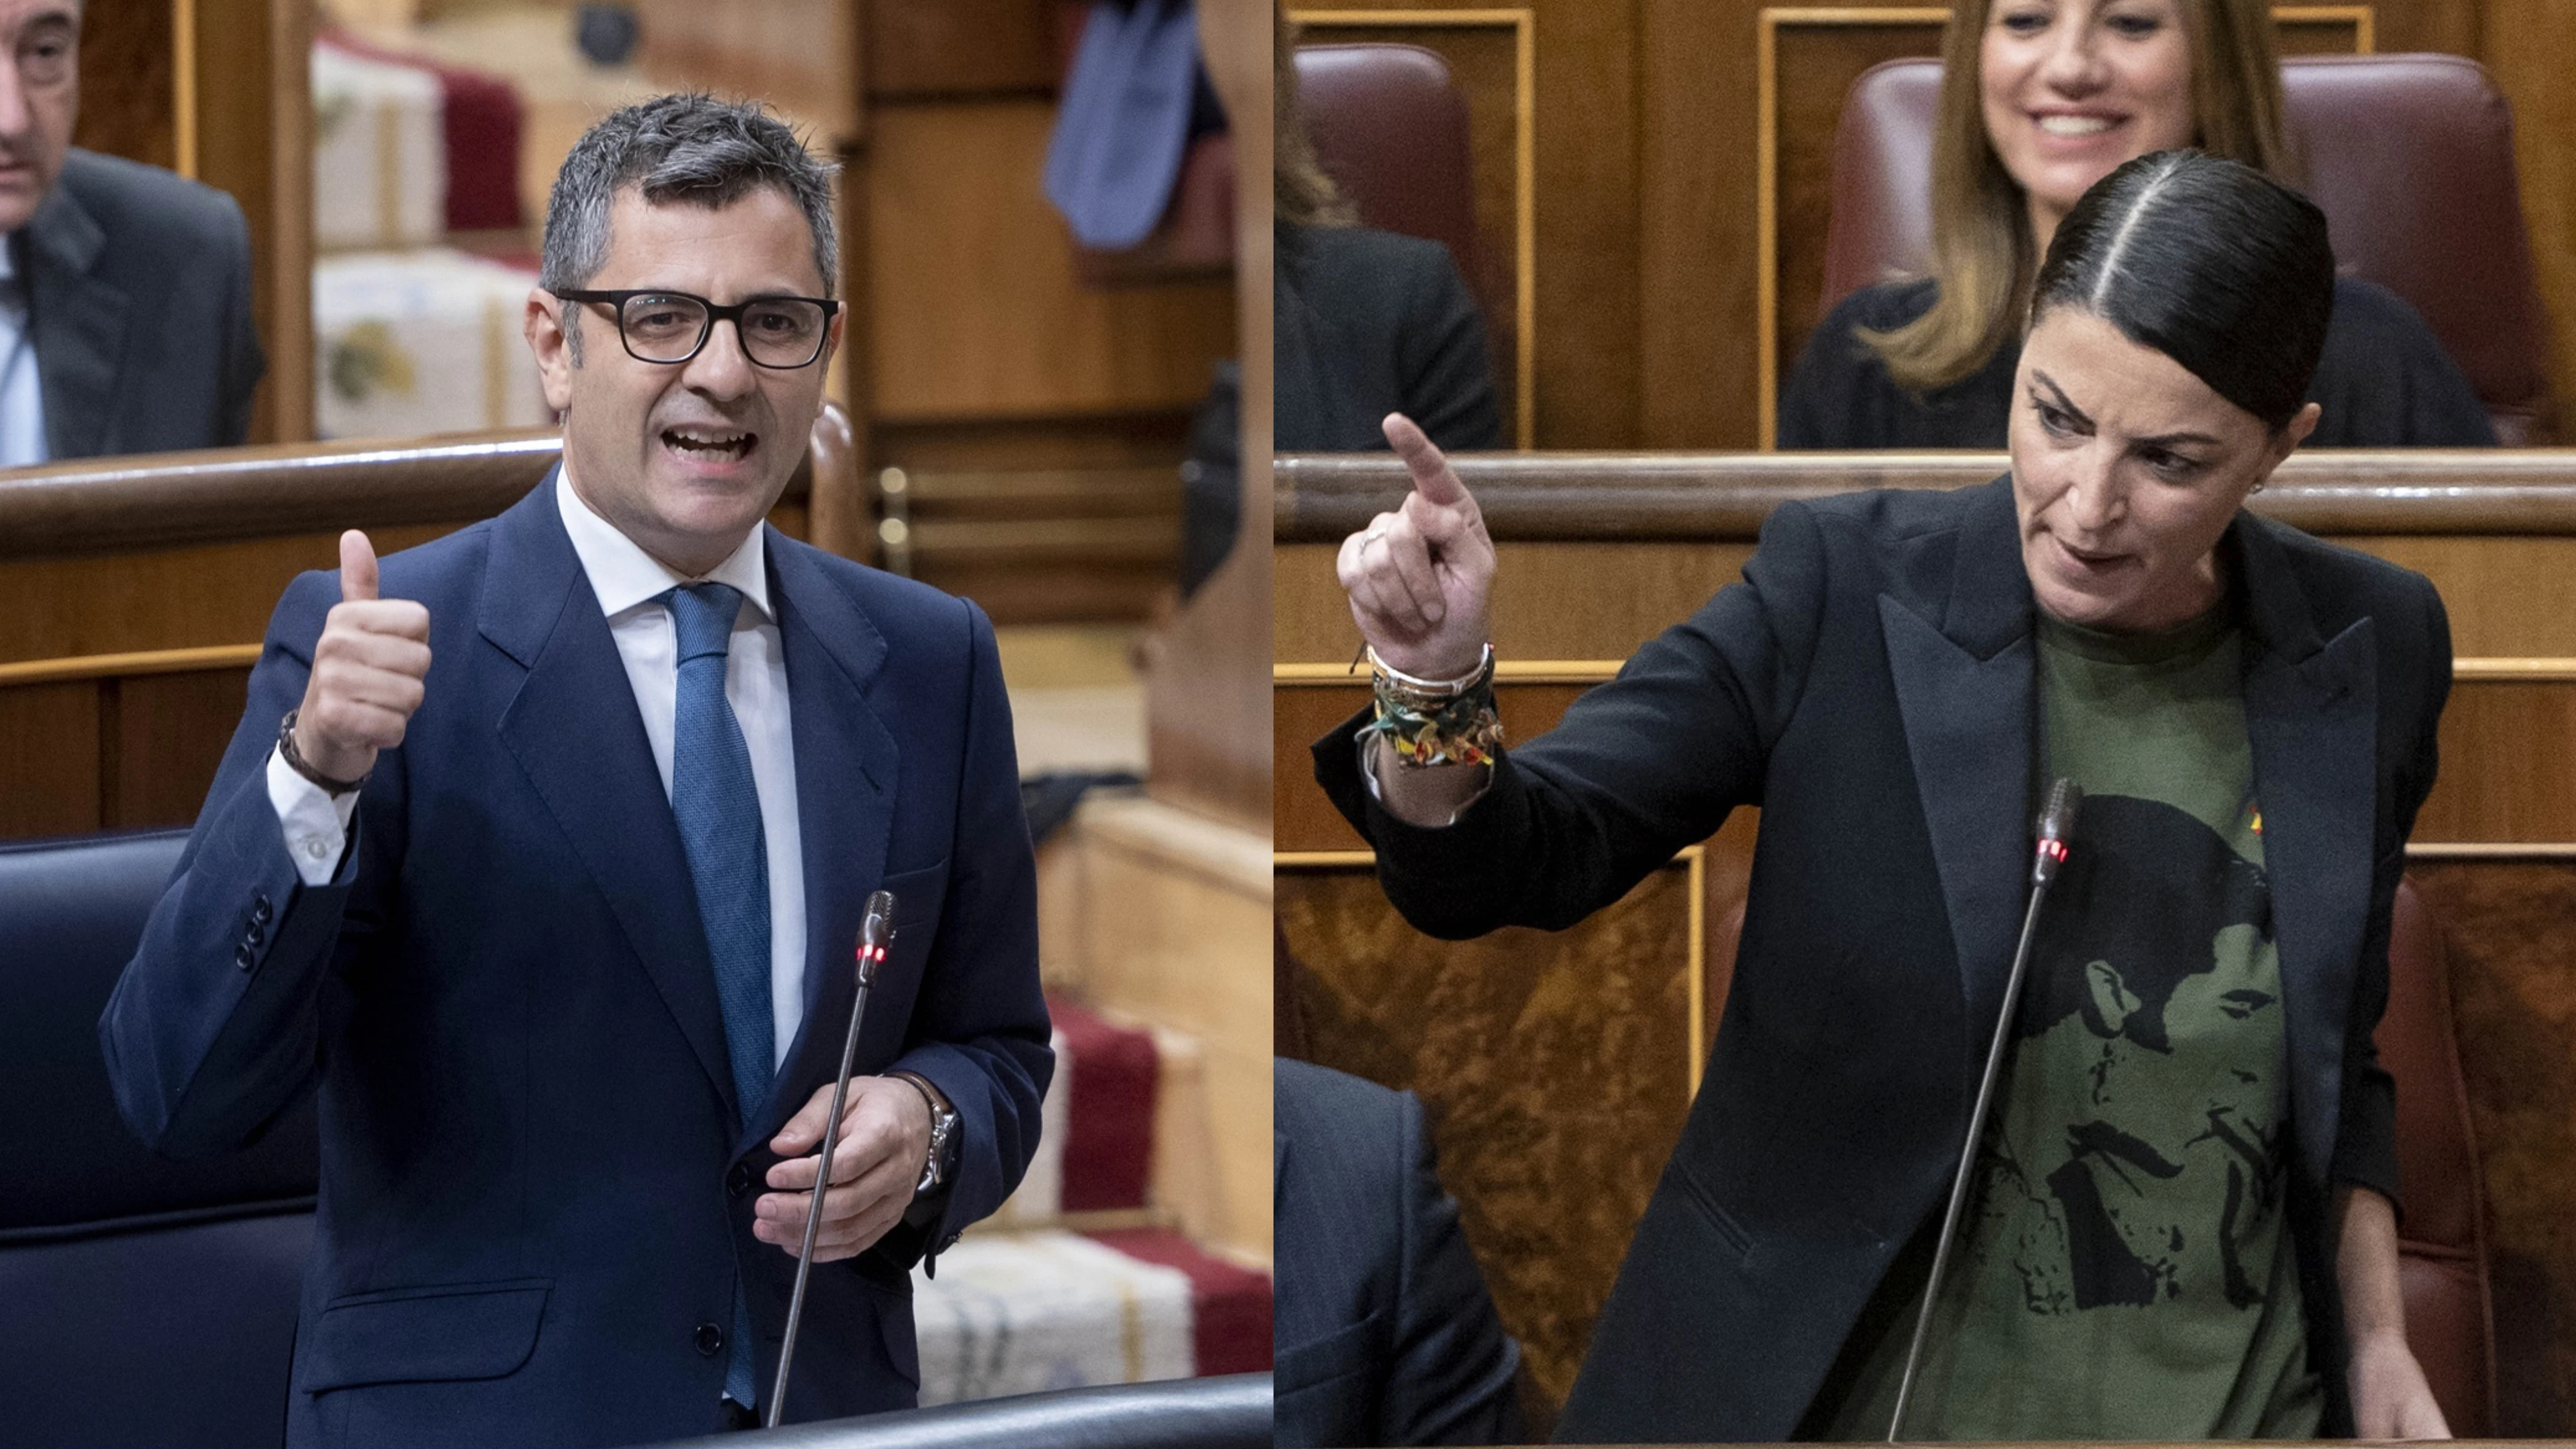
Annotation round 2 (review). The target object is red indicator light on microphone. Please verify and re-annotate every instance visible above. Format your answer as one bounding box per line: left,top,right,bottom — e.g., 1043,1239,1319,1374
2040,839,2067,862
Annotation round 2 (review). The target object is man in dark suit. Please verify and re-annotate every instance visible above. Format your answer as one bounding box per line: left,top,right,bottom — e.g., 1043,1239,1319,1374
1275,1057,1523,1447
1,0,263,463
99,95,1050,1447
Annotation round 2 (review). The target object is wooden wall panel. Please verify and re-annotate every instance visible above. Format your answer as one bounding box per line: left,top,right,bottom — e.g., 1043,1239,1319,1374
866,102,1236,421
73,0,177,171
2407,859,2576,1434
113,670,253,827
0,684,102,838
1277,856,1710,1411
867,0,1060,97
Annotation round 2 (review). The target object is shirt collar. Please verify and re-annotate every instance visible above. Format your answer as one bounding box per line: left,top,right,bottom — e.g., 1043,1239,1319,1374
554,461,772,623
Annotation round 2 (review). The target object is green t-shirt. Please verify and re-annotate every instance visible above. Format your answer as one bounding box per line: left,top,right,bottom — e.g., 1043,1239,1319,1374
1819,607,2321,1440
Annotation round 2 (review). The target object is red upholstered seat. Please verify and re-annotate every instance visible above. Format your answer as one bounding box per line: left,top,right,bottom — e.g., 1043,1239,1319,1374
1820,54,2552,442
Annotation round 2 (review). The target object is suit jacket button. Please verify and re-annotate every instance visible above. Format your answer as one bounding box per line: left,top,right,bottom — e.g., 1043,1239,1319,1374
251,895,273,924
727,1163,754,1198
694,1322,723,1357
244,920,265,946
234,942,256,971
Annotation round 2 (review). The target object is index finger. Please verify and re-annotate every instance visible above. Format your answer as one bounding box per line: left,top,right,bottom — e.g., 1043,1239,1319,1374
1382,413,1475,513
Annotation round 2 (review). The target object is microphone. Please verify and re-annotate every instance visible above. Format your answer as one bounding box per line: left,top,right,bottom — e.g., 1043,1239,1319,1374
1889,780,2083,1441
768,890,899,1428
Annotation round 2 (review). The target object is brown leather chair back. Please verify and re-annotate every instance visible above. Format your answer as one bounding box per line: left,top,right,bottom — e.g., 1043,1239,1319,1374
1819,54,2552,442
2384,876,2500,1435
1291,43,1481,288
1701,878,2495,1428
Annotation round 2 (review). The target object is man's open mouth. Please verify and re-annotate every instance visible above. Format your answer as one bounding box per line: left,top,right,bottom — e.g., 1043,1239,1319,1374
664,428,756,460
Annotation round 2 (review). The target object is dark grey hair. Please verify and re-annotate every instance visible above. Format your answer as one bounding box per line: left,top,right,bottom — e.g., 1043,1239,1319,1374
541,94,839,358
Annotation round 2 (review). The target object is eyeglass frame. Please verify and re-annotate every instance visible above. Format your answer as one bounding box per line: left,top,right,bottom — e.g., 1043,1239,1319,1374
548,288,844,369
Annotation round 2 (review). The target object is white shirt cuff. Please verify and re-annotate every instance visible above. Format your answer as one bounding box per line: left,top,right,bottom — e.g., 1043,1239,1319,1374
268,745,359,886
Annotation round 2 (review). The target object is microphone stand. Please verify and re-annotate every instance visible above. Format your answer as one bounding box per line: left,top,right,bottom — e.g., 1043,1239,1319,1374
1888,780,2082,1442
766,890,898,1429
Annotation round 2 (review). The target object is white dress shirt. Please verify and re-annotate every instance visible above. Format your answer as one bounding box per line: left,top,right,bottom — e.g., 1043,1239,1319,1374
0,238,48,467
268,466,809,1067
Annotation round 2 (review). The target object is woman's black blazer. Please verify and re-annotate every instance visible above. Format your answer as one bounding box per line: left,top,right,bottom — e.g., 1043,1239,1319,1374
1314,476,2451,1441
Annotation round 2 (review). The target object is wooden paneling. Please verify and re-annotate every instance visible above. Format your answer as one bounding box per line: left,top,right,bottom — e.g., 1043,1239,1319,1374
73,0,177,170
113,669,254,827
636,0,861,137
866,101,1236,421
2407,858,2576,1434
0,682,102,838
2419,677,2576,844
1277,854,1710,1408
866,0,1060,97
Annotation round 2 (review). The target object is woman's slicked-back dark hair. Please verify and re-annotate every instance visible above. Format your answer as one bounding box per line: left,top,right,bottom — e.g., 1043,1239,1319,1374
2032,150,2335,429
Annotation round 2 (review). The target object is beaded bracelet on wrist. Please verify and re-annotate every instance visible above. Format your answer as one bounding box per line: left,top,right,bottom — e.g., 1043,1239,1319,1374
1359,644,1504,769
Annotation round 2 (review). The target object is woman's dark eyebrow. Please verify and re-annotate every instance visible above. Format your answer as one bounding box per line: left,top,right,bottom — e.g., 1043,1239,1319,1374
2032,369,2222,450
2028,370,2091,428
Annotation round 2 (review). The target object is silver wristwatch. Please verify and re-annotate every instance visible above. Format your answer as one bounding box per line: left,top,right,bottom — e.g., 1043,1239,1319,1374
892,1072,958,1194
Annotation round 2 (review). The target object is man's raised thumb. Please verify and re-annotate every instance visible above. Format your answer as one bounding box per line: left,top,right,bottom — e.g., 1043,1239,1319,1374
340,530,379,604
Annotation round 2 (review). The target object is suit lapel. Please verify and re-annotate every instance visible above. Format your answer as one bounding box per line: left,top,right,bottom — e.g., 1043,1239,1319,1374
753,534,899,1149
481,474,738,1121
1880,479,2038,1065
2234,517,2378,1187
21,183,130,460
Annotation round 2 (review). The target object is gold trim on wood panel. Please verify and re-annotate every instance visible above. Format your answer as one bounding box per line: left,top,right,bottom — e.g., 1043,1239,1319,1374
2275,4,2376,50
1292,8,1538,449
0,643,262,687
172,0,198,178
2451,658,2576,682
1276,842,1713,1102
1754,4,2376,449
2406,842,2576,860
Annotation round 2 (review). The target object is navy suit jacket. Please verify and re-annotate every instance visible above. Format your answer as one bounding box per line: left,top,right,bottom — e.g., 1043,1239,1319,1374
101,477,1052,1447
1318,478,2448,1442
26,148,264,459
1274,1058,1522,1448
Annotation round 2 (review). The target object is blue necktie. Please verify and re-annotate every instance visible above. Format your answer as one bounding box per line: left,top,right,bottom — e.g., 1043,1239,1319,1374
665,582,771,1411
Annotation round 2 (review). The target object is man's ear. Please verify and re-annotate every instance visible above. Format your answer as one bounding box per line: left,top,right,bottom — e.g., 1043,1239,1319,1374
526,289,577,413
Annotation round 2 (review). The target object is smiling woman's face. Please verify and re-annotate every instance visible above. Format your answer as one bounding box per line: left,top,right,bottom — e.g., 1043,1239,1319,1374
1981,0,2197,242
2010,306,2314,633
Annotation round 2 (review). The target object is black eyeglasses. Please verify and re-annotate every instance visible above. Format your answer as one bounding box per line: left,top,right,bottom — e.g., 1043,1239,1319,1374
551,289,842,369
